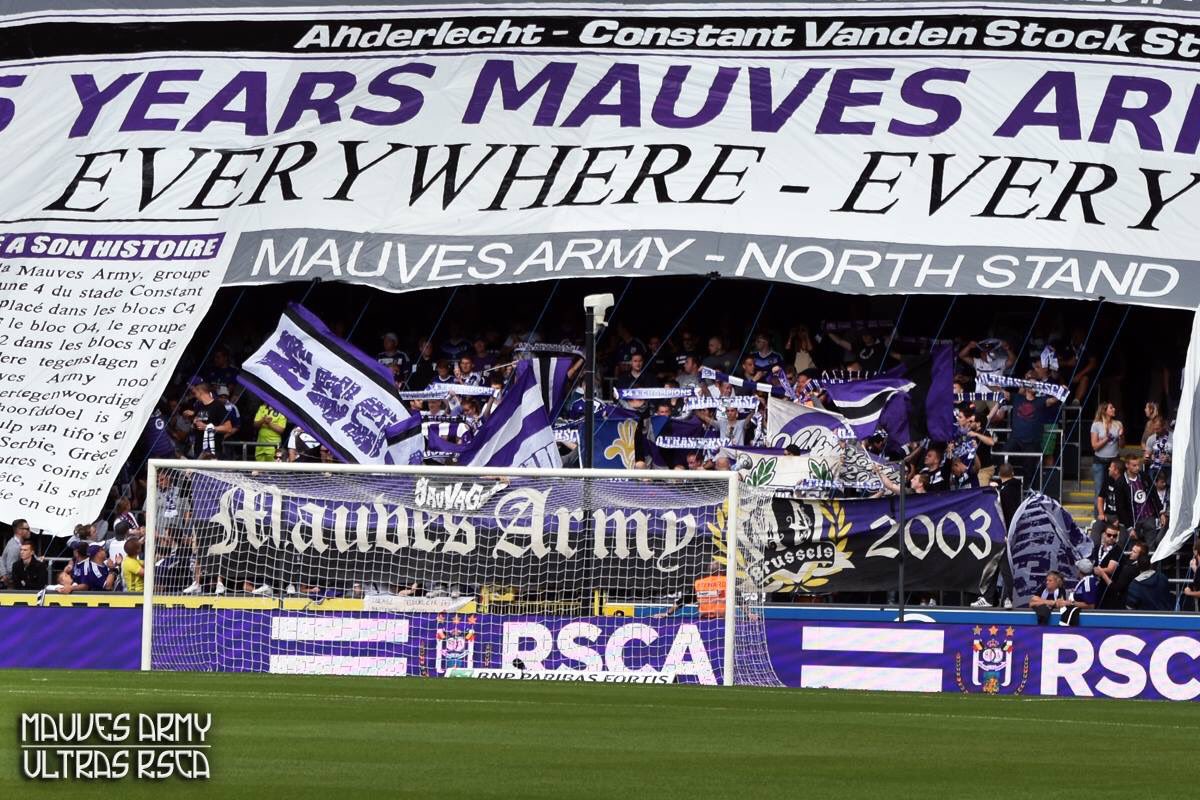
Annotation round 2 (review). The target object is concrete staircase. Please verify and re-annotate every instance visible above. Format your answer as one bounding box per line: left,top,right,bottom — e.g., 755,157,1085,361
1064,455,1097,531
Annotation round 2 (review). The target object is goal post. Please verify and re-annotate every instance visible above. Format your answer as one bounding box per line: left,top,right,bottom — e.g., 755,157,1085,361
142,459,780,687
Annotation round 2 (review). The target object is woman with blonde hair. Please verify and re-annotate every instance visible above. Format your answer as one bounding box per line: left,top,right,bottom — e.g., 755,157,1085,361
1089,402,1123,492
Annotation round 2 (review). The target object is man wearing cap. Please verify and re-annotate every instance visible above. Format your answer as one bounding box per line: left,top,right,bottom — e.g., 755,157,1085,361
55,541,88,592
216,385,241,440
958,338,1015,393
377,333,410,383
61,543,114,592
1069,559,1100,609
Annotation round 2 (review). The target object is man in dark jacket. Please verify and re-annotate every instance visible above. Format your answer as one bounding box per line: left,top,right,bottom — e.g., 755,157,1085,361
1113,455,1162,530
10,541,48,590
995,463,1023,528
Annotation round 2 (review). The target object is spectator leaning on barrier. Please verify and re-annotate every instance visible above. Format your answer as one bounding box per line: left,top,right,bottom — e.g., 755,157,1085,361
57,541,88,593
61,543,114,593
1030,570,1069,623
10,541,49,591
1125,548,1171,611
1069,559,1100,610
0,518,30,587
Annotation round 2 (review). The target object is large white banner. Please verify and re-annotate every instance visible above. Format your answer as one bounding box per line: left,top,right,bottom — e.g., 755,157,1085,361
3,0,1200,529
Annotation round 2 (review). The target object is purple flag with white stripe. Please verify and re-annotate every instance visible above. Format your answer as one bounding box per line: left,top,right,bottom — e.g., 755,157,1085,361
532,356,575,420
458,360,561,468
820,376,914,440
240,304,422,465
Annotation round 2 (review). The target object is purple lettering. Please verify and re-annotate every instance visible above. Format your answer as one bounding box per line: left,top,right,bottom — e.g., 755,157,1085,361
995,71,1081,140
275,71,356,133
562,63,640,128
889,68,968,137
258,330,312,391
182,71,269,135
341,397,399,457
748,67,827,134
306,368,362,423
816,68,894,135
121,69,202,132
1088,75,1169,151
652,65,738,129
351,63,435,126
68,73,140,138
462,59,576,126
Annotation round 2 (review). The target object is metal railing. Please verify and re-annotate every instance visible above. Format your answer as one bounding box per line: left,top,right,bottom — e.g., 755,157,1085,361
988,425,1064,502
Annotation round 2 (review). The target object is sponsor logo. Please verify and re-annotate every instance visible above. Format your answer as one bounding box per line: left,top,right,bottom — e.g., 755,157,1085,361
955,625,1030,695
446,668,675,684
413,477,504,512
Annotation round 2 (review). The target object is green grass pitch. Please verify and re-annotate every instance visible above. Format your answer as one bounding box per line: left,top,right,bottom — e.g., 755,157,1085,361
1,670,1195,799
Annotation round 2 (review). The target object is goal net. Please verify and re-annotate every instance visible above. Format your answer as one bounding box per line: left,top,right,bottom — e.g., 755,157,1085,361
142,462,782,687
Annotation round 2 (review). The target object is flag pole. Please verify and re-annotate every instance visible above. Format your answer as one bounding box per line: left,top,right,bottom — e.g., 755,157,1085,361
584,307,595,469
581,294,614,470
897,463,907,622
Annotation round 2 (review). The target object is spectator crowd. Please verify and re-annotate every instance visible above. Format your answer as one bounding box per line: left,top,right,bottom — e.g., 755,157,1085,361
0,298,1186,610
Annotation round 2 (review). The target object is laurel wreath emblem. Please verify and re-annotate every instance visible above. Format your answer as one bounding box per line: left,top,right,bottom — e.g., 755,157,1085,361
709,498,854,593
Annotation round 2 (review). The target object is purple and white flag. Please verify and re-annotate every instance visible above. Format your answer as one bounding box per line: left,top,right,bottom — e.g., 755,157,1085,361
240,304,423,465
458,360,561,468
532,356,576,416
765,397,853,450
818,376,914,440
1008,494,1094,607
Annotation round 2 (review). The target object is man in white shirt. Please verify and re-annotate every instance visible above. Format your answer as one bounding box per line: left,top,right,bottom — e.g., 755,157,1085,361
958,338,1015,391
675,355,701,389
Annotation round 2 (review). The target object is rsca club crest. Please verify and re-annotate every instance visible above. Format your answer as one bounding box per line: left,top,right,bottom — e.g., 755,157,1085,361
955,625,1029,695
435,614,476,674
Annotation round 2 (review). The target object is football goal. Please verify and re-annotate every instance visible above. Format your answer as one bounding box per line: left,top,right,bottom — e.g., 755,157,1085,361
142,461,781,686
